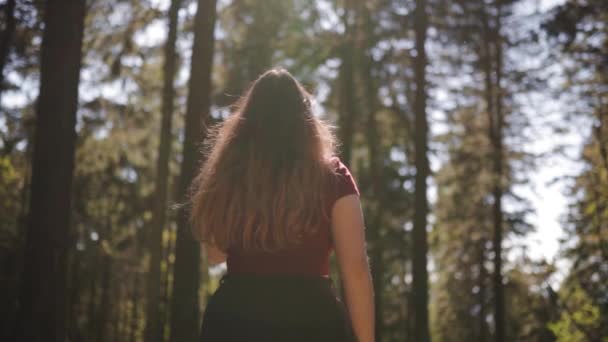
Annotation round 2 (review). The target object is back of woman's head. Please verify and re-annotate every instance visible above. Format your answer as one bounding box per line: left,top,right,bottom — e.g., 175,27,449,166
190,68,337,252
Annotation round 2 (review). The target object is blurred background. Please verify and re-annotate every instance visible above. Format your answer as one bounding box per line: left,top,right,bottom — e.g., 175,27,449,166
0,0,606,341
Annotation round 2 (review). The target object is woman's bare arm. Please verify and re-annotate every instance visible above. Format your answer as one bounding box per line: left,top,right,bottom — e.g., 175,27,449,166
202,242,227,266
331,194,375,342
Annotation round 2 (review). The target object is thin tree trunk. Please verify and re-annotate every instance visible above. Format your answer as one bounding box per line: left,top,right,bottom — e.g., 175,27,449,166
359,7,384,336
163,225,175,339
14,1,85,341
369,213,384,341
246,3,273,81
130,265,141,342
87,248,99,341
596,106,608,174
0,0,16,105
68,250,82,341
144,1,181,341
364,81,384,342
412,0,430,340
478,241,488,342
337,0,357,167
477,2,504,338
491,7,505,341
406,287,414,342
97,256,112,342
169,0,216,341
112,280,123,342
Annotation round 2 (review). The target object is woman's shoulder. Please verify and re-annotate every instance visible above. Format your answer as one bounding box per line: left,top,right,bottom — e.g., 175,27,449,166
327,156,359,198
328,156,350,174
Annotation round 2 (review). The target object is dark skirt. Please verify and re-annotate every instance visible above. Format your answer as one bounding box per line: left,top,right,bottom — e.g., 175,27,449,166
200,273,355,341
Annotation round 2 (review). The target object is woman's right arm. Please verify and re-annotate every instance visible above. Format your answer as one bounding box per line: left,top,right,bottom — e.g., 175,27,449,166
331,194,375,342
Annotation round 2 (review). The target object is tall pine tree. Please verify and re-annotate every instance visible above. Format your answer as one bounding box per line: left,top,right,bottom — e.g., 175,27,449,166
170,0,216,340
144,0,181,341
15,1,86,341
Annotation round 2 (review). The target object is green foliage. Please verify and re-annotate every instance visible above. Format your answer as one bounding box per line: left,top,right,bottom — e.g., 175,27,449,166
543,2,608,341
549,284,604,342
0,156,20,246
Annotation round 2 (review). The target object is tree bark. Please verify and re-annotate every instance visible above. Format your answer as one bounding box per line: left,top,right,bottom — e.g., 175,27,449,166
337,0,357,167
479,1,505,340
87,247,100,341
412,0,430,340
144,1,181,341
491,7,505,341
96,256,112,342
14,1,85,341
359,6,384,337
169,0,216,341
162,224,175,338
369,211,385,342
363,64,384,342
130,263,141,342
478,241,488,341
67,251,82,340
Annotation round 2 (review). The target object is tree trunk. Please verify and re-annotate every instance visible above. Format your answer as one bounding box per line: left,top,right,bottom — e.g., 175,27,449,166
144,1,181,341
359,6,384,336
67,251,82,340
364,71,384,342
169,0,216,341
337,0,357,167
14,1,85,341
130,264,141,342
478,241,488,341
369,213,384,342
246,3,274,81
87,248,100,341
96,256,112,342
0,0,16,103
162,225,175,339
412,0,430,340
111,281,123,342
491,7,505,341
479,1,505,340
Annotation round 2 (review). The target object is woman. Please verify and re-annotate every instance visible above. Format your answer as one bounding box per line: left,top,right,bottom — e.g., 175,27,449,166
191,68,374,342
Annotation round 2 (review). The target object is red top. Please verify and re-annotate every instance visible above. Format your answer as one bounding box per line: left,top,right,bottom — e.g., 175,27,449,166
226,157,359,277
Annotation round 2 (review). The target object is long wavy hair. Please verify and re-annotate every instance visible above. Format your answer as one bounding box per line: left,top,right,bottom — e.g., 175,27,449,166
190,68,337,252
